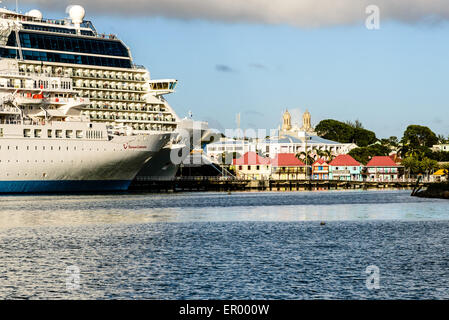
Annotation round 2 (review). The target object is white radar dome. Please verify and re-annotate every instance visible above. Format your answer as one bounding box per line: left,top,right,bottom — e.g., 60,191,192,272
69,5,85,25
27,9,43,20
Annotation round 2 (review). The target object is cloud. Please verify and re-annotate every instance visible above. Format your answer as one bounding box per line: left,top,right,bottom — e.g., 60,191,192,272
243,110,265,117
249,63,268,70
215,64,235,73
18,0,449,27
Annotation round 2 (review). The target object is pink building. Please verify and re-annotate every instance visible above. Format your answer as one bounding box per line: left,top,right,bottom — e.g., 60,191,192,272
365,156,402,181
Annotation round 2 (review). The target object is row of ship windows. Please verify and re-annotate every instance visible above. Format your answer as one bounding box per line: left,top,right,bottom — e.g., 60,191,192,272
0,146,115,153
22,24,95,36
8,32,129,57
75,84,145,91
0,49,132,69
2,79,71,90
84,104,166,112
88,114,175,122
84,95,146,102
21,129,103,139
103,122,176,131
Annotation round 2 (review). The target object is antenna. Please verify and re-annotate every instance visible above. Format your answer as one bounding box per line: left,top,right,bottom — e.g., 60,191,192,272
16,0,18,13
236,113,241,139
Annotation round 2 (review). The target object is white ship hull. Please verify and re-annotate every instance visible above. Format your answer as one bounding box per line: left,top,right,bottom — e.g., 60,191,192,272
135,119,212,180
0,122,170,193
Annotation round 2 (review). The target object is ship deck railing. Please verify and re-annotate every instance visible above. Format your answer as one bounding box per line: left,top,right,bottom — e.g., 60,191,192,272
0,71,70,79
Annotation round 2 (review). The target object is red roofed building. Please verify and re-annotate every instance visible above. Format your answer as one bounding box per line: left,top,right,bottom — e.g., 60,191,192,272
311,158,329,180
365,156,403,181
233,152,271,179
271,153,307,180
329,154,363,181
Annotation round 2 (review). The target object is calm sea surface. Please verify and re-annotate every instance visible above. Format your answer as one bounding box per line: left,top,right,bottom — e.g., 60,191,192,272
1,190,449,299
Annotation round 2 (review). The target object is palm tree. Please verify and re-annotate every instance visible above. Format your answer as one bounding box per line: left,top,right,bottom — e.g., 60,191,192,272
296,150,314,166
437,134,447,144
322,149,335,162
420,157,438,181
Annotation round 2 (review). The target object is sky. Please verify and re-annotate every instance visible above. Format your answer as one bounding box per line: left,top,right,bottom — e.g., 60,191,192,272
10,1,449,139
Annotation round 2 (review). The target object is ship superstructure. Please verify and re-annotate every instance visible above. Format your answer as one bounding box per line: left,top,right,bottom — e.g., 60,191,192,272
0,6,179,134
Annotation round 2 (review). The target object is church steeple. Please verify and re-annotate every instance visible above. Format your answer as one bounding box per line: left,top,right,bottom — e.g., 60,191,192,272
301,109,312,132
281,109,292,131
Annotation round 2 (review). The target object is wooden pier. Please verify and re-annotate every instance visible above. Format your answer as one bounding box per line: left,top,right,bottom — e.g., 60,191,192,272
129,176,430,193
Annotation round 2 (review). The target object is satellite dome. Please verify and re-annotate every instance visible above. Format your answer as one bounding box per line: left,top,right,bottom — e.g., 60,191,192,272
68,5,85,24
27,9,43,20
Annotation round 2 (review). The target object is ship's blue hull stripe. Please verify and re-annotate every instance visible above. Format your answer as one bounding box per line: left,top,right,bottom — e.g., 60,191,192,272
0,180,132,193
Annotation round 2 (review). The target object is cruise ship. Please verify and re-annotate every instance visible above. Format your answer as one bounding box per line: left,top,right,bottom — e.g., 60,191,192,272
0,5,210,187
0,69,170,192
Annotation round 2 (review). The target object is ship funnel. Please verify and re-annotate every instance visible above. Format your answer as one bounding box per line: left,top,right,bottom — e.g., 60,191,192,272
67,5,85,29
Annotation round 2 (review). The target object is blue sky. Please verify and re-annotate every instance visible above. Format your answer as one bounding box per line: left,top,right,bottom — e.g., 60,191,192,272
17,3,449,139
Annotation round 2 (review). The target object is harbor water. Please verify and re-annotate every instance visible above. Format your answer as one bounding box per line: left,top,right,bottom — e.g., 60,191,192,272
1,190,449,299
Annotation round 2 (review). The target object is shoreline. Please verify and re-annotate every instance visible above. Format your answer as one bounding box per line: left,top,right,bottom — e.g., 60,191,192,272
414,183,449,199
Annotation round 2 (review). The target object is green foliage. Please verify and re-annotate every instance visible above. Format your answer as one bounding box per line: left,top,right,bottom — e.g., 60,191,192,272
348,144,391,165
401,125,438,151
402,156,439,176
402,157,421,175
315,119,377,147
296,151,314,166
429,151,449,162
420,157,439,173
380,136,399,149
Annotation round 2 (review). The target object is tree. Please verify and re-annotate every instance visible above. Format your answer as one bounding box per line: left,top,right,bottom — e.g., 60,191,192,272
430,151,449,162
401,125,438,151
420,157,439,181
322,149,335,162
437,134,447,144
345,119,364,129
315,119,377,147
348,144,391,165
401,157,420,179
380,136,399,150
316,119,354,143
296,151,314,167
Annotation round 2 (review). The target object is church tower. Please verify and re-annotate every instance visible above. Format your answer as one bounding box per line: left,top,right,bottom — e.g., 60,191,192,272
301,110,312,132
281,109,292,132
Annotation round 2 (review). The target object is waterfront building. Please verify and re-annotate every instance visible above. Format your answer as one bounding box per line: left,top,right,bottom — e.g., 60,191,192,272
271,153,307,180
206,138,255,163
262,110,356,159
206,110,357,164
328,154,363,181
433,169,448,182
432,144,449,152
311,158,329,180
365,156,402,181
233,152,271,180
258,134,356,160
